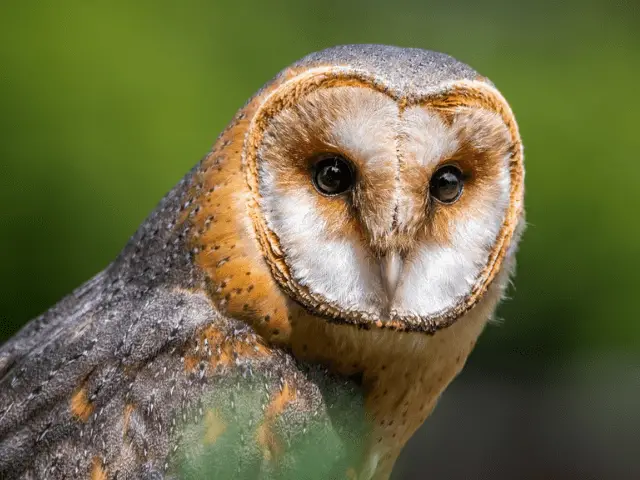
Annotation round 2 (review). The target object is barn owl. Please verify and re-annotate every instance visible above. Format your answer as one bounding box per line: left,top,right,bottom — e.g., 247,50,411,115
0,44,524,480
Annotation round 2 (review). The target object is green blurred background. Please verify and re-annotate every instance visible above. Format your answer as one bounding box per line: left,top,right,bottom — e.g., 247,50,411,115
1,1,638,478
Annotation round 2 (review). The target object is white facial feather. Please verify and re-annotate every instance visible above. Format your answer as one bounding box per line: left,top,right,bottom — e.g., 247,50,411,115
401,107,459,168
392,202,509,318
393,108,512,318
395,107,460,230
259,172,385,313
257,89,513,323
326,94,399,169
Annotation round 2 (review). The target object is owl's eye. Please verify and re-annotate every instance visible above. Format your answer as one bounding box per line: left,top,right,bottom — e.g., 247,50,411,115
312,155,355,196
430,165,464,204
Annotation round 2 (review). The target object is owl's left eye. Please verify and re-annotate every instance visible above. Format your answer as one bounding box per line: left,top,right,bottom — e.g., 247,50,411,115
311,155,355,196
430,165,464,204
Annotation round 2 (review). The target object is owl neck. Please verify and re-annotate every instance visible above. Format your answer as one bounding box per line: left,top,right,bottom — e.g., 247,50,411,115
286,302,491,476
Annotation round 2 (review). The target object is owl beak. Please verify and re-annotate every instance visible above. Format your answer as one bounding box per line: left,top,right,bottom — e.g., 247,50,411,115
380,252,403,300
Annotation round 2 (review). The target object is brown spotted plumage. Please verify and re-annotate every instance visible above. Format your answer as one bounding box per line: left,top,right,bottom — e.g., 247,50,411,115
0,44,524,479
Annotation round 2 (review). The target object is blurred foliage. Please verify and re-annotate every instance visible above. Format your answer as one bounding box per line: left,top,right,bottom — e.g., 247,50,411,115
177,373,366,479
1,0,639,377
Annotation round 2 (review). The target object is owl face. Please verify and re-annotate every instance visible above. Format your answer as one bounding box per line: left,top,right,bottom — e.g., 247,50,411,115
243,65,524,333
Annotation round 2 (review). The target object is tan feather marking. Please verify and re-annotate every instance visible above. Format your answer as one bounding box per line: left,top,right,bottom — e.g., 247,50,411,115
256,381,296,461
122,403,135,437
70,386,94,422
90,457,107,480
183,355,199,372
183,325,271,375
203,409,227,445
346,467,359,480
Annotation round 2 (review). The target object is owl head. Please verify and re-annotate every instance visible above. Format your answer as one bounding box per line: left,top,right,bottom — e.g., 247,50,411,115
189,45,524,340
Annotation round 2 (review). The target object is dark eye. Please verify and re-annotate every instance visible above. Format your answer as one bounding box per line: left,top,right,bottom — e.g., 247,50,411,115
312,155,355,196
430,165,464,204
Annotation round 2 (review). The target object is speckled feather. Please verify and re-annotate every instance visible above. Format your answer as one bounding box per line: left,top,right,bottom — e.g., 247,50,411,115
0,45,524,480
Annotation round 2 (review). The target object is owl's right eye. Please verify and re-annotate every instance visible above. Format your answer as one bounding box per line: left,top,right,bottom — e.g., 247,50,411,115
311,155,355,196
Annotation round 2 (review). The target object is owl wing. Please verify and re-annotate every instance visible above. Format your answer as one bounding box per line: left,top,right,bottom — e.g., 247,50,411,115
0,274,367,480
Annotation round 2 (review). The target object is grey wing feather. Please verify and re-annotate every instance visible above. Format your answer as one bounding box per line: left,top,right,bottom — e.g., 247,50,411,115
0,274,366,479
